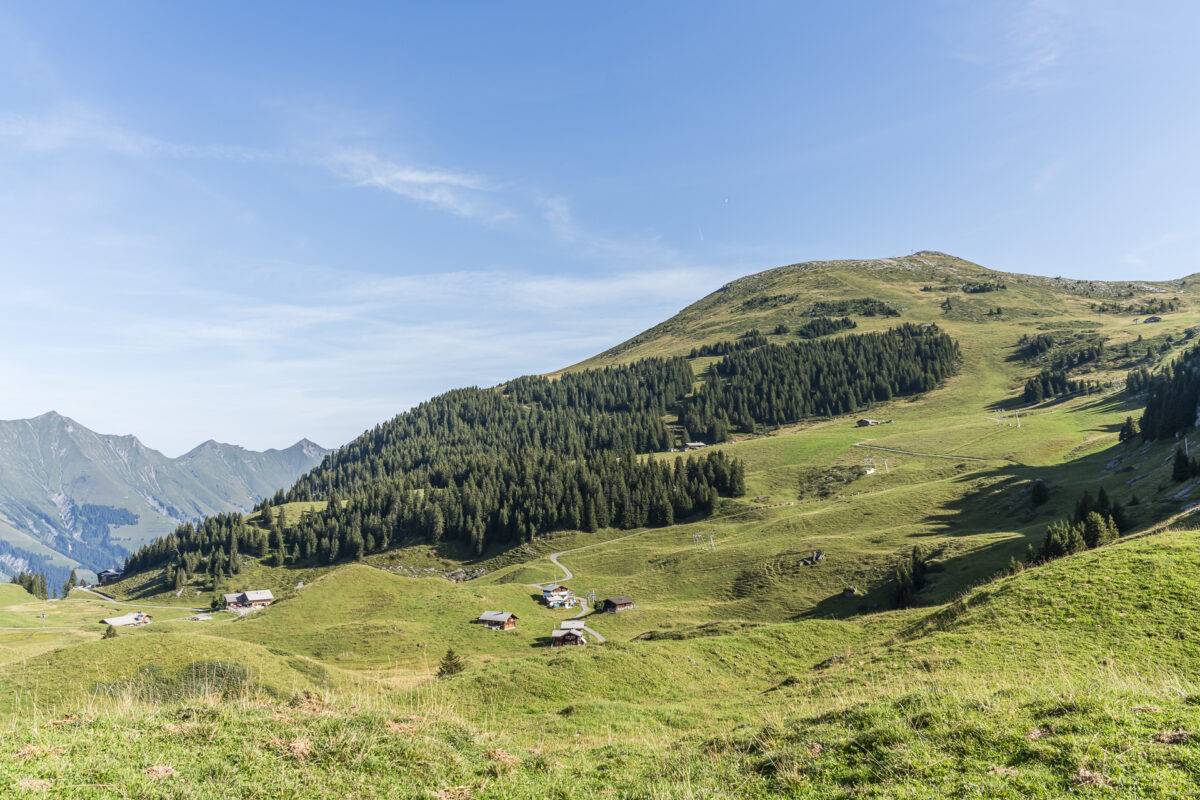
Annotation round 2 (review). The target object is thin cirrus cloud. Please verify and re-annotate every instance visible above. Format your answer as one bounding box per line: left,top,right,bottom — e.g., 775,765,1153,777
0,260,732,453
0,101,736,451
328,148,515,221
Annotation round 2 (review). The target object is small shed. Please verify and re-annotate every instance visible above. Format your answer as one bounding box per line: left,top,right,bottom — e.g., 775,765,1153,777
684,442,708,451
603,596,635,613
97,569,124,585
101,612,150,627
551,629,587,647
475,611,519,630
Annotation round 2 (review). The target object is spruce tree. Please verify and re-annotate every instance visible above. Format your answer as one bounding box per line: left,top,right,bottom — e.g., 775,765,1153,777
437,647,465,678
102,624,118,640
1173,447,1192,482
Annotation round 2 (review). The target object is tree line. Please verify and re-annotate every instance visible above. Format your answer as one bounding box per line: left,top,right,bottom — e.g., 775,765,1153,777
1133,342,1200,440
678,324,959,439
125,355,750,580
1022,369,1103,403
1090,297,1180,315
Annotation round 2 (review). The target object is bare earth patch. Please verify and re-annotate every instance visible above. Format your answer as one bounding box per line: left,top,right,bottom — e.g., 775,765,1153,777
46,713,91,727
16,745,65,760
1153,729,1192,744
1073,768,1110,787
15,779,52,790
987,766,1018,776
386,721,417,734
268,737,313,760
1026,727,1052,741
145,765,179,780
434,788,472,800
485,748,520,765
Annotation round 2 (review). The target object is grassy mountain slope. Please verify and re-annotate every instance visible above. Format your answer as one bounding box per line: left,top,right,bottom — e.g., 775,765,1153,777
4,530,1200,797
5,252,1200,796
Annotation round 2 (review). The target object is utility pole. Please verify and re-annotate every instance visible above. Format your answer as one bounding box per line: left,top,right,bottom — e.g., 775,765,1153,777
37,613,47,628
1015,409,1020,428
883,458,890,475
708,533,715,551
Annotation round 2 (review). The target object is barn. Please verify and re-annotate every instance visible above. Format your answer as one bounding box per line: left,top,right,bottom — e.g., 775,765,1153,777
603,596,635,613
475,611,519,630
551,629,587,647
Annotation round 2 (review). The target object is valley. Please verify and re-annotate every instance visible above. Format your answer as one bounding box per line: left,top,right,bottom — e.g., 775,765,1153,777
0,413,328,587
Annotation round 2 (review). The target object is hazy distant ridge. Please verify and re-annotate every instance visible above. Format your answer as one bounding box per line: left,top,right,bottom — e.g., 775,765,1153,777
0,411,328,575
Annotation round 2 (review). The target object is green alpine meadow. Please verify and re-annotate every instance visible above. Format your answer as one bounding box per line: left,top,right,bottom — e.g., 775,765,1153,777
6,252,1200,797
6,4,1200,797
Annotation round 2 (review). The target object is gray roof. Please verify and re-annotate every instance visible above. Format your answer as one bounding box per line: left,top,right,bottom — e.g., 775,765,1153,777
543,585,569,593
243,590,274,602
477,611,517,622
551,629,585,639
223,593,241,604
559,619,585,629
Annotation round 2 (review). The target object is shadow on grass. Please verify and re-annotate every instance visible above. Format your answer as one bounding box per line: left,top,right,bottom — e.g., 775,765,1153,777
798,435,1177,621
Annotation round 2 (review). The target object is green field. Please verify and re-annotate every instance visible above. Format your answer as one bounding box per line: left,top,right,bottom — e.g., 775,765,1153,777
4,253,1200,797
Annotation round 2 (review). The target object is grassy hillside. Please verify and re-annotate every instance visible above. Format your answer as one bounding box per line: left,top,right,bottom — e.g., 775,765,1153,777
5,253,1200,796
4,531,1200,797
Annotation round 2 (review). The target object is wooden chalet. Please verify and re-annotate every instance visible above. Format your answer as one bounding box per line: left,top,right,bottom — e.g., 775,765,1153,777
603,596,635,613
96,569,123,585
475,611,519,630
223,589,275,610
551,628,586,647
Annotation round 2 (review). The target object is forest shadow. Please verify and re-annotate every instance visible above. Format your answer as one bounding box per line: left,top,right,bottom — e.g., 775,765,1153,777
799,434,1178,620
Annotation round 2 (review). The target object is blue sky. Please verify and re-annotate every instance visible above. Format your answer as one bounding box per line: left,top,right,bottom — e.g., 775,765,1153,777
1,1,1198,454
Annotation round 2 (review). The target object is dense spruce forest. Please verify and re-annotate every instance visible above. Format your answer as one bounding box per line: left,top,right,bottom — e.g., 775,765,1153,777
123,324,962,582
1136,342,1200,440
1022,369,1103,403
679,324,959,439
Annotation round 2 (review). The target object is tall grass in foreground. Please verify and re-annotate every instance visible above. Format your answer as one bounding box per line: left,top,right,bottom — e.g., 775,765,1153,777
3,667,1199,798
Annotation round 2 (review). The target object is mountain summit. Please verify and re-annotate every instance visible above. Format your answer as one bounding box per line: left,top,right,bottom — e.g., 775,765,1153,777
0,413,329,581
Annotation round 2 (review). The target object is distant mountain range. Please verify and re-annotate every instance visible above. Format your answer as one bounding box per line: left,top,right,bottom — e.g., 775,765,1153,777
0,411,328,581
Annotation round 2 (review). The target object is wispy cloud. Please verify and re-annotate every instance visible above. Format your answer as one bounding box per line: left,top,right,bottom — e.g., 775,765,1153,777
540,193,699,271
0,107,514,222
1032,160,1064,194
940,0,1080,92
329,148,512,220
1124,232,1189,269
0,107,275,161
997,0,1073,91
0,260,732,454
